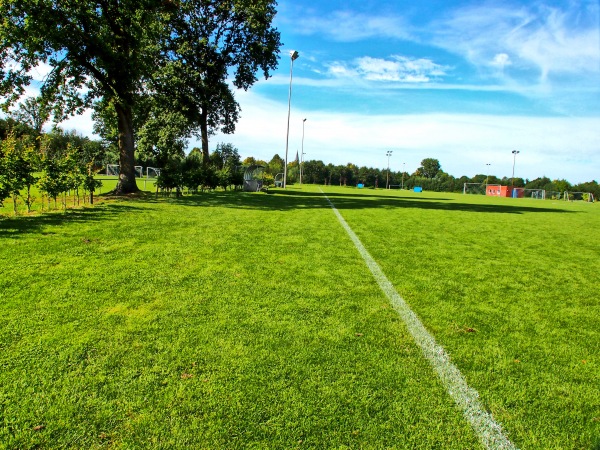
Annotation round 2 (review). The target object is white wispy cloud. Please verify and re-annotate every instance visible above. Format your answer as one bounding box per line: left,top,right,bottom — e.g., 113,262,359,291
428,3,600,82
327,55,449,83
291,3,599,86
293,10,412,42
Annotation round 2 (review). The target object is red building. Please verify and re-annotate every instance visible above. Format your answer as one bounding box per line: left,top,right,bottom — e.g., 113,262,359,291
487,186,524,198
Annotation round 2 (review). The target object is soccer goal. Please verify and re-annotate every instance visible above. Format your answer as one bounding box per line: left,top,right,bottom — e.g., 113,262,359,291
146,167,161,178
523,189,545,200
547,191,563,200
106,164,120,176
463,183,487,195
135,166,143,178
565,191,595,202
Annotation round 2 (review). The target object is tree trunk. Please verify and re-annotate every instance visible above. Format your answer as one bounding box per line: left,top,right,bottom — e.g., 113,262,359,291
114,102,140,194
200,106,209,166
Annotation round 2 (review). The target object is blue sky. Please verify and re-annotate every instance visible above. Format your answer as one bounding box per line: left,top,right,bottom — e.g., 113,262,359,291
202,0,600,183
23,0,599,183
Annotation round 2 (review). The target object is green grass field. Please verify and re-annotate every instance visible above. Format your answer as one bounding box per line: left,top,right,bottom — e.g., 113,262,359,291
1,186,598,449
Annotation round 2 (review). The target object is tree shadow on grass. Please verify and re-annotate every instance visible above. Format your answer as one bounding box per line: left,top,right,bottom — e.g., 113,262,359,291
0,203,144,238
4,188,569,237
164,189,575,215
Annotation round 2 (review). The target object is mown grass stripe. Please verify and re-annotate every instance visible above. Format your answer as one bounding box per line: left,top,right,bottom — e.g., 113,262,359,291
320,188,518,450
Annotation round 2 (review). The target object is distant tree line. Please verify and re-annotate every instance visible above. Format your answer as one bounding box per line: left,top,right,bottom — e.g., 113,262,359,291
273,156,598,199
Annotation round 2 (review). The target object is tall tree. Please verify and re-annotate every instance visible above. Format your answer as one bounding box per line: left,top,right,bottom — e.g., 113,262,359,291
156,0,281,163
418,158,441,179
9,96,50,141
0,0,173,193
1,1,280,193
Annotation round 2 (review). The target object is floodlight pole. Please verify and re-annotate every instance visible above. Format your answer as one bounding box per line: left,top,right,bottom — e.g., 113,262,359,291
401,162,405,189
511,150,519,188
485,163,491,185
386,150,393,189
284,50,299,189
300,118,307,185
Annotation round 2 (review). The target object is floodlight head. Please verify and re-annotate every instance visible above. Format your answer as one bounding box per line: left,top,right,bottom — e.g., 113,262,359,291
303,118,307,122
512,150,519,155
290,50,299,60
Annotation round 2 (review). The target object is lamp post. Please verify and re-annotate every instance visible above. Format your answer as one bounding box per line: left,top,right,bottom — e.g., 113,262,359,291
401,162,405,189
386,150,393,189
284,50,299,189
511,150,519,188
485,163,491,185
300,118,306,185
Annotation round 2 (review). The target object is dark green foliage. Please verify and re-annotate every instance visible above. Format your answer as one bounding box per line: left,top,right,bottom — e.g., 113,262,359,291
82,164,103,205
0,117,36,142
0,134,38,213
155,158,185,195
418,158,442,179
38,155,70,208
41,128,111,169
267,153,284,176
0,0,175,193
156,144,244,194
158,0,281,162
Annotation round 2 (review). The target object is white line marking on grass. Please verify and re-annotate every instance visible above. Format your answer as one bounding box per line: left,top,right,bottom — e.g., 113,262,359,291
320,189,517,450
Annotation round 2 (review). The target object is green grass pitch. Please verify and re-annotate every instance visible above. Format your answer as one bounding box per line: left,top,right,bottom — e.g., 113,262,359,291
0,185,598,448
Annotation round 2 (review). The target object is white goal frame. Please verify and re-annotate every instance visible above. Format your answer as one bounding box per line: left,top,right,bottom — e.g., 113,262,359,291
463,182,498,195
106,164,120,176
564,191,595,202
146,167,161,178
523,189,546,200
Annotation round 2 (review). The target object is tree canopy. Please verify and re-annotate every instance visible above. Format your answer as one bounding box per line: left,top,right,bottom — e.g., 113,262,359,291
418,158,442,179
1,0,281,193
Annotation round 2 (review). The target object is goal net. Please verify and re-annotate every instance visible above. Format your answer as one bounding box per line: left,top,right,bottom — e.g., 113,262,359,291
146,167,161,178
107,164,144,177
463,183,487,195
106,164,120,176
546,191,563,200
523,189,545,200
565,191,595,202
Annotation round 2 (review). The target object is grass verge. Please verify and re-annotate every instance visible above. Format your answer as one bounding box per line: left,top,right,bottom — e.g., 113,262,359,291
0,185,598,448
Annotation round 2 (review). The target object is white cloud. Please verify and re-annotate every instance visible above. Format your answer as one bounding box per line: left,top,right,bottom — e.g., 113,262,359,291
293,10,412,42
58,108,97,137
28,62,53,82
490,53,512,69
328,55,449,83
287,3,599,86
429,3,600,83
206,90,600,184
